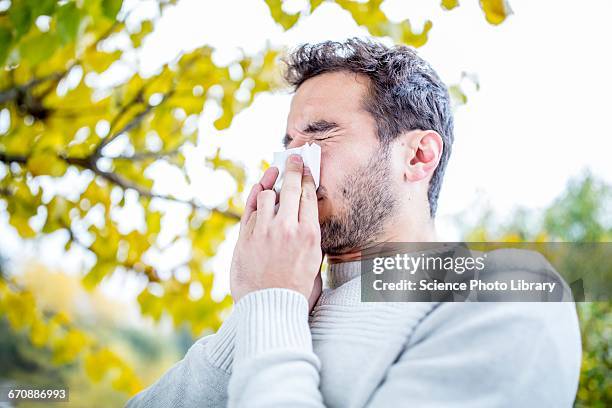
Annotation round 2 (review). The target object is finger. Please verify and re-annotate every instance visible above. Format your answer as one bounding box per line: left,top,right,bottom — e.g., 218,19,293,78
256,190,276,227
244,210,257,237
278,154,303,220
241,167,279,229
241,183,263,229
298,166,319,223
261,166,279,190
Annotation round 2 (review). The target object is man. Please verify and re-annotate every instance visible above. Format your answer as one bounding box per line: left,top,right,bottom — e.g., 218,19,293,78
128,38,581,407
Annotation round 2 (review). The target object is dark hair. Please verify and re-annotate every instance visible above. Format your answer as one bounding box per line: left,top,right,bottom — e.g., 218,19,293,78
283,38,454,217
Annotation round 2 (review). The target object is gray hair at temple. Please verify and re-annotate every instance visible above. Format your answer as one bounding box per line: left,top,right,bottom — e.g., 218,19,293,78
283,38,454,217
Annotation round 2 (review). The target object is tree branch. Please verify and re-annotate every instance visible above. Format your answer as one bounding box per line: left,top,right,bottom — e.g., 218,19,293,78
0,151,27,165
0,71,68,105
113,149,180,161
0,151,241,221
94,88,175,158
0,187,13,197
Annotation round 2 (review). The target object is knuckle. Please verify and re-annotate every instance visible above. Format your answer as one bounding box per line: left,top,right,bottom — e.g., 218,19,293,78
262,189,276,199
301,224,320,245
301,187,316,201
278,219,296,236
257,189,274,204
282,184,300,195
303,175,315,186
254,224,269,237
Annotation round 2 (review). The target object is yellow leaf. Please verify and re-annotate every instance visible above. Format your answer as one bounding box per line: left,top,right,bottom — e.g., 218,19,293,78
137,288,164,321
9,211,36,238
401,20,433,48
130,20,154,48
4,291,36,329
27,151,68,177
441,0,459,10
83,260,115,290
52,328,90,364
310,0,324,13
83,179,112,209
30,317,51,347
449,84,468,106
84,348,120,382
112,369,142,395
480,0,512,25
85,50,122,73
264,0,300,30
146,211,162,235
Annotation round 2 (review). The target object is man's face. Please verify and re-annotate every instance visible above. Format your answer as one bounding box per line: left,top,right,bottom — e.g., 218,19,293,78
285,71,398,255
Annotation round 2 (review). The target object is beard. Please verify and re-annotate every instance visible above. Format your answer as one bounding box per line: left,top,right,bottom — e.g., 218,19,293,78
320,144,398,255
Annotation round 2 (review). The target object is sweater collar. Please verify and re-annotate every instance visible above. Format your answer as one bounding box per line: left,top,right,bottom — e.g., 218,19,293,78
327,260,361,289
326,243,462,289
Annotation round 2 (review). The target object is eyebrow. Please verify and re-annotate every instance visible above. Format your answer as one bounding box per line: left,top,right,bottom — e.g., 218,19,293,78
283,119,340,147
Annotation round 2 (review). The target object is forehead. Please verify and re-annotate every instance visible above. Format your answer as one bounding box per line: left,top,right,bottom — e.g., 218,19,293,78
287,71,370,125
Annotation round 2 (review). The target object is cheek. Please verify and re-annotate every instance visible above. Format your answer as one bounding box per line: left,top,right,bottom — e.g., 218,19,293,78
319,151,343,192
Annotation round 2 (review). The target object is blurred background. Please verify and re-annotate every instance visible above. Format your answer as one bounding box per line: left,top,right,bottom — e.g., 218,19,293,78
0,0,610,406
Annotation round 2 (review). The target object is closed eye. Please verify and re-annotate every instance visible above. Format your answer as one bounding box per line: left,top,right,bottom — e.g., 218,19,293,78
316,135,333,141
282,119,340,147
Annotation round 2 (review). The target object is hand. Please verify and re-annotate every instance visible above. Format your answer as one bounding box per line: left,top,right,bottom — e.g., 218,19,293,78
230,154,323,307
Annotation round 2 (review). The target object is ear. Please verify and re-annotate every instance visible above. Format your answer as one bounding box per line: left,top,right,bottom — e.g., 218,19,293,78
403,130,443,183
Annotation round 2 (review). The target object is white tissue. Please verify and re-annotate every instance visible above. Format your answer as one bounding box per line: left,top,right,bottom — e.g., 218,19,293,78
271,143,321,193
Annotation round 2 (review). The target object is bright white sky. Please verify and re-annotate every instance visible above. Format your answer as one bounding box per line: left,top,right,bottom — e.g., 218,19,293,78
1,0,611,318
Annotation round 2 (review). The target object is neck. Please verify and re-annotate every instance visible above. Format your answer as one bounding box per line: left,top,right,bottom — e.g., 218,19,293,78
326,213,437,264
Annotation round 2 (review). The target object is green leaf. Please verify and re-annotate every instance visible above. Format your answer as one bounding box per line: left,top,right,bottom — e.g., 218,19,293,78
57,2,82,44
29,0,56,17
9,1,33,39
101,0,123,20
19,32,60,65
0,26,14,66
449,84,467,106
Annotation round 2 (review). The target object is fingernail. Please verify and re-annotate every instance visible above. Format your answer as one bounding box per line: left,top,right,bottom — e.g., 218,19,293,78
290,154,302,164
303,166,311,176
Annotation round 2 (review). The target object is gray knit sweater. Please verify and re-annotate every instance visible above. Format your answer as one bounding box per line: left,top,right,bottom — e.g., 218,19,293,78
127,251,582,407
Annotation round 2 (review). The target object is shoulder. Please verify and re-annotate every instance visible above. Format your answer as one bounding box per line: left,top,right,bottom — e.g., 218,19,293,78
404,301,582,406
412,301,581,349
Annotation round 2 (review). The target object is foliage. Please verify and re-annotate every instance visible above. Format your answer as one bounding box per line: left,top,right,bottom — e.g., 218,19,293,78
0,271,142,395
0,0,512,397
461,172,611,407
0,263,191,406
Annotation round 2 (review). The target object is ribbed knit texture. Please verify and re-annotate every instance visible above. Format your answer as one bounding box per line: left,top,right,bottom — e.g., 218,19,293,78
327,260,361,289
233,288,311,363
203,262,361,375
205,312,237,372
128,251,582,408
